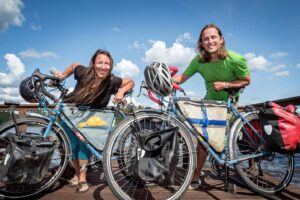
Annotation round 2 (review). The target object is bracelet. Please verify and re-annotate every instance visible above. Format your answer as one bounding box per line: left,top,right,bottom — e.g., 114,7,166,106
224,82,231,89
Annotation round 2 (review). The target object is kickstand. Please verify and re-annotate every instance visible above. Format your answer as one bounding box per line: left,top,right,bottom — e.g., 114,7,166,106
224,163,236,194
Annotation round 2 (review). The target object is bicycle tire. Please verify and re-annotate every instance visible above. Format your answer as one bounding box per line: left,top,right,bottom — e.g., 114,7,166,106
0,117,70,199
103,112,196,200
229,111,294,195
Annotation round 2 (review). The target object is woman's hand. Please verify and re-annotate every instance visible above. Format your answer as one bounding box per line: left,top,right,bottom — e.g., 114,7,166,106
113,91,126,105
54,71,65,81
113,78,134,105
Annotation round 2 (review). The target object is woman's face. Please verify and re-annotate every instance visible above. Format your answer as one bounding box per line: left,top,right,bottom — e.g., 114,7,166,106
94,54,111,78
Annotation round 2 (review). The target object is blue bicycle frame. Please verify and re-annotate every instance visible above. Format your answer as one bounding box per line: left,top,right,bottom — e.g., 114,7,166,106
35,98,126,161
157,90,267,168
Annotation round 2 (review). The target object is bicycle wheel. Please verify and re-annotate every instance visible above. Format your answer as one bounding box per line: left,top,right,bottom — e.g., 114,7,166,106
229,111,294,195
0,117,70,199
103,112,196,200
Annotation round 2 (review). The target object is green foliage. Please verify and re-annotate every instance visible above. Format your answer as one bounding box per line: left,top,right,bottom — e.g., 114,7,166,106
114,113,125,126
0,112,10,125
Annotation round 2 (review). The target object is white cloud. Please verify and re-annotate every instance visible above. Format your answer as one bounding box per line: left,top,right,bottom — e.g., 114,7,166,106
19,48,60,59
270,52,288,59
115,59,140,78
31,23,42,31
0,87,23,102
270,64,286,72
275,70,290,77
112,27,121,32
143,40,195,68
0,53,25,86
176,32,192,43
128,41,143,49
132,41,140,49
0,0,25,32
244,53,270,71
297,63,300,68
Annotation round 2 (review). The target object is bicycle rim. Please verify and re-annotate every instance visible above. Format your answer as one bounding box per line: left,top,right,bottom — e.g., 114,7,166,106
0,118,70,199
104,112,196,200
229,112,294,195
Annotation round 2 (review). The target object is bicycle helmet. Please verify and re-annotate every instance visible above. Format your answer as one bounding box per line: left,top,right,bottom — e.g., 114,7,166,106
19,77,38,103
144,62,173,97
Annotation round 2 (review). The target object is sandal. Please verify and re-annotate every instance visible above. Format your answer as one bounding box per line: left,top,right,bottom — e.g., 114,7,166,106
188,179,201,190
67,176,79,187
76,182,89,193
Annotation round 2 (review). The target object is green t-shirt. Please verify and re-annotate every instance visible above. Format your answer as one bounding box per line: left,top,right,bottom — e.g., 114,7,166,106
184,50,249,101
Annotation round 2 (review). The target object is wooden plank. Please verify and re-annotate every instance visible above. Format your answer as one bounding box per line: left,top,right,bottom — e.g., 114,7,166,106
38,167,300,200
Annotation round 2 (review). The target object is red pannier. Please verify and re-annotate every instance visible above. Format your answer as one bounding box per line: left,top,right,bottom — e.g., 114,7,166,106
259,101,300,153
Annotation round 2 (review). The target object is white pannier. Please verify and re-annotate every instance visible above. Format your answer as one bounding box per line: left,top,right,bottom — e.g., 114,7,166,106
177,99,227,152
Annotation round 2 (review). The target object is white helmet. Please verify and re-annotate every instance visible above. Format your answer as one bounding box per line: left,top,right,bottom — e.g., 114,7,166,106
144,62,173,97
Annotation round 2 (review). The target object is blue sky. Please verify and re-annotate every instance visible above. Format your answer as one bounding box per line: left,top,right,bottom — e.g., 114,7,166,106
1,0,300,106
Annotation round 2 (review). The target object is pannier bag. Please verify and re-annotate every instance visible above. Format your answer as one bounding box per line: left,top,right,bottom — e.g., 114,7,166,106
259,101,300,153
61,105,115,151
0,134,55,185
177,98,227,152
126,127,179,184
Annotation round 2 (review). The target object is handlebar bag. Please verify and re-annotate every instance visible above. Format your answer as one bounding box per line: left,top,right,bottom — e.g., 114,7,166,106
259,101,300,153
126,127,179,185
0,134,55,185
61,105,116,151
177,98,227,152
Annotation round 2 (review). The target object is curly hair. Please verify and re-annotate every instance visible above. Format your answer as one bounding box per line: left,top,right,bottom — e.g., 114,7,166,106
197,24,227,62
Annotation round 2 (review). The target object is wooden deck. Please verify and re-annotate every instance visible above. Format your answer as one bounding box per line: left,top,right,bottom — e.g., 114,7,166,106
37,165,300,200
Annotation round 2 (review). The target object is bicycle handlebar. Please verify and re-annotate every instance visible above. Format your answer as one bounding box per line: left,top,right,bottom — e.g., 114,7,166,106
31,68,66,103
169,66,178,77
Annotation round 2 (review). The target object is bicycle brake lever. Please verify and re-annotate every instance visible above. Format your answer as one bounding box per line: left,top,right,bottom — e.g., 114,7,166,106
181,88,186,96
137,81,148,97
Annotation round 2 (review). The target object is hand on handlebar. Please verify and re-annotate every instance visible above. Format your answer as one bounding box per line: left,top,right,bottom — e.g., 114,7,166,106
53,71,65,81
113,89,133,105
113,93,125,105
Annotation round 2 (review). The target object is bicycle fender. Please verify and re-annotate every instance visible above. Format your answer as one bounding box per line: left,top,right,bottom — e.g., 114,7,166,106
229,111,258,137
26,112,51,121
134,109,164,115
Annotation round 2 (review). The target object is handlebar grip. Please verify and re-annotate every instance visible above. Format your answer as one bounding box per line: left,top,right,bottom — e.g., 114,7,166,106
169,66,178,77
172,82,180,90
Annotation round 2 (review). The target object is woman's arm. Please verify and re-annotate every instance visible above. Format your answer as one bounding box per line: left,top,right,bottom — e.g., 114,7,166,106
55,63,80,81
113,78,135,104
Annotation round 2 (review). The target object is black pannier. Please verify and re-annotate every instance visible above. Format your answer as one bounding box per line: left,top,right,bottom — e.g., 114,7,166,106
126,127,179,185
0,134,56,185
